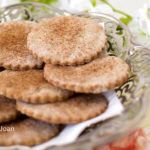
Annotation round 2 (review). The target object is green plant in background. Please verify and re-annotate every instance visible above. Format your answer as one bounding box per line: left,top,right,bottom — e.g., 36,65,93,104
90,0,97,7
101,0,132,25
20,0,133,25
20,0,58,5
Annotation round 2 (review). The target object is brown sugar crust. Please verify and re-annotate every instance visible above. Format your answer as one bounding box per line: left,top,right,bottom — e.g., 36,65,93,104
0,95,20,123
27,16,107,65
44,56,130,93
17,94,108,124
0,70,73,103
0,21,43,70
0,117,60,146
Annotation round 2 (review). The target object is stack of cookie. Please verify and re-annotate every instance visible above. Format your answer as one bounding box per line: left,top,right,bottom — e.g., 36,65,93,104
0,16,130,146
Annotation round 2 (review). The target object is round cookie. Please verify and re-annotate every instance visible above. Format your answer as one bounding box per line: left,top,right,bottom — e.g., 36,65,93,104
44,56,130,93
0,21,42,70
0,70,73,103
0,95,19,123
27,16,107,65
0,117,60,146
16,94,108,124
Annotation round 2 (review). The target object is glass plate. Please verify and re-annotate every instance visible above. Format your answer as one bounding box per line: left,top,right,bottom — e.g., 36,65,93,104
0,2,150,150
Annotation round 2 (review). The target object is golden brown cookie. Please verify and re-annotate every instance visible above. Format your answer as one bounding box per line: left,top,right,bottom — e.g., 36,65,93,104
27,16,107,66
0,95,19,123
0,21,42,70
0,117,60,146
17,94,108,124
44,56,130,93
0,70,73,103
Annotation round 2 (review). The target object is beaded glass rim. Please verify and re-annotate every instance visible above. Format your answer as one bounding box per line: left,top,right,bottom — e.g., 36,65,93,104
0,2,149,150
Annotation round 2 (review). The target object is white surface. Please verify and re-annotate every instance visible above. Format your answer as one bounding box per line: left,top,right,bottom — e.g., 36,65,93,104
0,90,124,150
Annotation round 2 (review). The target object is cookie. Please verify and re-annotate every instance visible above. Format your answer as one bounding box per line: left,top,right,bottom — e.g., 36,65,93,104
44,56,130,93
16,94,108,124
0,70,73,103
0,21,42,70
0,117,60,146
27,16,107,65
0,95,19,123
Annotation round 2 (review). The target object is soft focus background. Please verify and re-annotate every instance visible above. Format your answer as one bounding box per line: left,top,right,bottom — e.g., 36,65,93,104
1,0,150,149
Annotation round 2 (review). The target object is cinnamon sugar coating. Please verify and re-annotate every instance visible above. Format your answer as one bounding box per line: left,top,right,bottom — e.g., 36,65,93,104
27,16,107,65
0,70,73,103
0,21,43,70
44,56,130,93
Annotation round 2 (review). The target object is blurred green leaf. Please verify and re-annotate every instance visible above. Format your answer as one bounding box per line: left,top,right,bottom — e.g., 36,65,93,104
90,0,97,7
20,0,58,5
101,0,132,25
84,10,89,13
147,8,150,20
139,29,150,39
140,31,147,36
116,25,123,35
120,17,132,25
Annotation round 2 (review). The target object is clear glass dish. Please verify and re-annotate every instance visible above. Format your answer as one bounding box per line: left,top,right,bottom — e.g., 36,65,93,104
0,2,150,150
